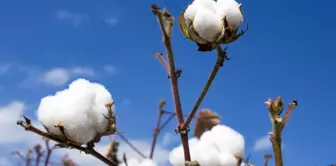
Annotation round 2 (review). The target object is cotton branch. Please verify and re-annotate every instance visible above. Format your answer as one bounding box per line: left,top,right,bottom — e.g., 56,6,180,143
183,46,228,130
17,116,118,166
265,97,298,166
151,4,192,163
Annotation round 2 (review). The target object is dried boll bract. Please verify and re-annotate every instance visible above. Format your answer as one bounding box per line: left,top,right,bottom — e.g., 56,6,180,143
37,78,116,145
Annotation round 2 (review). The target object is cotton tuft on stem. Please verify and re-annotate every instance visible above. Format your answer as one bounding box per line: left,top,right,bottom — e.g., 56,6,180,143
169,124,245,166
37,78,116,145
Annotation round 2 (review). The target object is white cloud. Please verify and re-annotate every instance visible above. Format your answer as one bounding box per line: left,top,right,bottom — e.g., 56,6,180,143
0,64,11,74
0,157,12,166
70,67,95,76
53,139,169,166
40,68,69,86
104,65,118,75
104,17,119,27
39,67,96,86
253,135,271,152
161,132,179,146
0,101,44,146
56,10,88,26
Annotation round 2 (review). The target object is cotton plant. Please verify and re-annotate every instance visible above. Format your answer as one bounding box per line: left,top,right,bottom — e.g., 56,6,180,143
169,124,245,166
178,0,248,51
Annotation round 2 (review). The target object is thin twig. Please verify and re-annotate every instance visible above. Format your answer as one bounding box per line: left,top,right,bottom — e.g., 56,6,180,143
43,139,52,166
33,144,43,166
17,117,118,166
155,53,170,74
151,4,191,162
183,45,226,130
264,154,272,166
149,100,166,158
117,131,146,158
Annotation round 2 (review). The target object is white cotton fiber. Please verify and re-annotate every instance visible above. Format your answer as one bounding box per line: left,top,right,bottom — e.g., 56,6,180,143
169,124,245,166
37,78,115,145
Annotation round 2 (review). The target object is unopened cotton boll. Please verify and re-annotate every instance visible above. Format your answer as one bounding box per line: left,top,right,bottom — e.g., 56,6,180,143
37,78,115,145
200,124,245,158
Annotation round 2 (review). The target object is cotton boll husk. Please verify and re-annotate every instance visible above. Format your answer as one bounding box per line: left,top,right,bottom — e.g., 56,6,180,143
200,125,245,158
193,8,223,42
169,138,199,166
194,140,221,166
216,0,243,30
218,152,238,166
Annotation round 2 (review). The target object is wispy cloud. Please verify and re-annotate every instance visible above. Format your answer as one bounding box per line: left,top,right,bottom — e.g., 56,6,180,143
39,67,96,86
0,64,11,74
56,10,88,27
253,135,272,152
161,132,179,146
104,65,118,75
104,16,119,27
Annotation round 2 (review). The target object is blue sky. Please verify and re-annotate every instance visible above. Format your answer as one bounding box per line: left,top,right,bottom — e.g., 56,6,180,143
0,0,335,165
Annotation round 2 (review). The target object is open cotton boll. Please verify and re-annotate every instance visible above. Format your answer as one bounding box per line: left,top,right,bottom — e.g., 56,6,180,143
138,159,157,166
216,0,243,30
193,8,223,42
37,78,114,144
200,125,245,158
218,152,238,166
90,83,115,133
194,140,221,166
169,138,199,166
119,158,157,166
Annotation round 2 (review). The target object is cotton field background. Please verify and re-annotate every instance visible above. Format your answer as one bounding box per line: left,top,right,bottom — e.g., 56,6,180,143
0,0,335,165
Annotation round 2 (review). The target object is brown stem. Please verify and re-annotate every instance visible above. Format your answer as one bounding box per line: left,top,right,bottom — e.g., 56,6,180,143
151,4,191,162
159,113,175,131
149,100,165,158
17,119,118,166
117,131,146,158
183,45,226,129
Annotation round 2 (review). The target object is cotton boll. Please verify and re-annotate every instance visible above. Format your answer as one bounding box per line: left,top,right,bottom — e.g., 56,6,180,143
218,152,237,166
201,125,245,158
37,78,114,145
216,0,243,30
194,140,220,166
90,83,114,134
193,8,223,42
139,159,157,166
169,138,199,166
